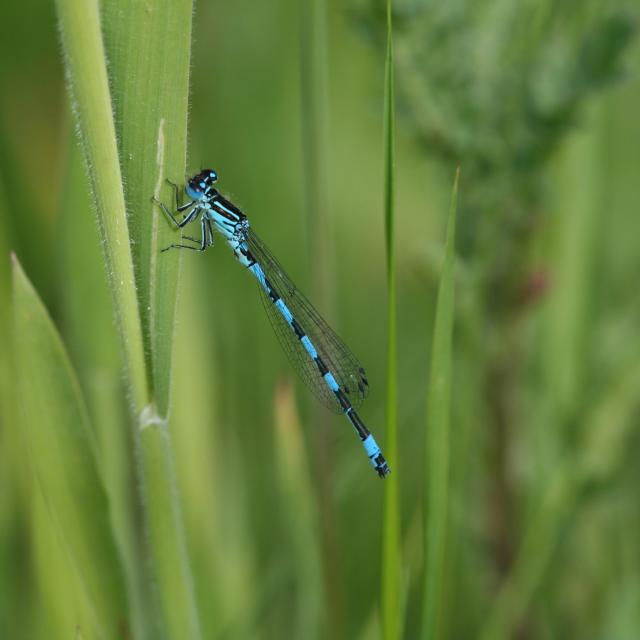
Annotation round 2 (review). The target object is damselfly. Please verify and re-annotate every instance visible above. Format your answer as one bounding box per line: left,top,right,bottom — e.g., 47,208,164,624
154,169,390,478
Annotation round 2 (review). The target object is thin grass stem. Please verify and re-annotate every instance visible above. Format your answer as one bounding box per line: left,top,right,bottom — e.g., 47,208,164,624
381,2,401,638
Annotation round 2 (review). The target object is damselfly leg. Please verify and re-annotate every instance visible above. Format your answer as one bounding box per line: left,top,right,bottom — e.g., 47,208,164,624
153,179,196,228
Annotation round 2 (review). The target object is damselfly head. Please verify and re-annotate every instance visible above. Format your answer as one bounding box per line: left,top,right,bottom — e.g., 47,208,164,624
186,168,218,200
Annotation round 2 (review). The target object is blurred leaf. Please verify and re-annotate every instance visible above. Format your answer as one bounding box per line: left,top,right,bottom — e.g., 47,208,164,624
422,168,458,640
578,14,635,89
541,102,606,442
171,265,256,639
12,255,129,638
0,164,31,639
353,1,635,275
354,2,635,182
31,488,91,638
480,353,640,640
274,379,323,639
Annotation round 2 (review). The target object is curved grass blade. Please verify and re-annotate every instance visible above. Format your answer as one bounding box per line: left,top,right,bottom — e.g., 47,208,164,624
12,255,129,638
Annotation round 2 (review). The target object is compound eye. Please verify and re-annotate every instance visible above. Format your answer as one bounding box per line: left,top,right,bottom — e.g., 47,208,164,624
209,170,218,182
186,179,204,200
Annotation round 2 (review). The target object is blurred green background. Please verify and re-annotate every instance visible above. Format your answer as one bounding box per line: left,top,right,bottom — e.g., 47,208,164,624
1,1,639,638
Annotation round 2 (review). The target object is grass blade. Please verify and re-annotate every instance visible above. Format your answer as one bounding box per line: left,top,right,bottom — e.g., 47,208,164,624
381,2,401,638
55,0,148,411
300,0,332,332
100,0,193,416
57,138,149,639
55,1,201,636
299,0,344,632
274,380,323,639
422,169,459,640
99,3,201,637
12,255,128,638
170,269,256,638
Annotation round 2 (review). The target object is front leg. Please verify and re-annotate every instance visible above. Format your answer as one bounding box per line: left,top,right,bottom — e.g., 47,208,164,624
166,179,193,213
152,179,196,229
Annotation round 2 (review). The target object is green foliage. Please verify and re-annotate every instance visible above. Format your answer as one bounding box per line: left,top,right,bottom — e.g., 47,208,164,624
2,1,640,639
423,169,458,640
12,256,128,639
354,2,634,199
54,0,200,637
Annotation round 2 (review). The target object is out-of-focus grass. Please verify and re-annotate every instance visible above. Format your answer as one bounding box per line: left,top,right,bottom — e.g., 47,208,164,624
2,1,640,639
13,256,128,638
274,380,323,639
100,0,193,415
422,169,458,640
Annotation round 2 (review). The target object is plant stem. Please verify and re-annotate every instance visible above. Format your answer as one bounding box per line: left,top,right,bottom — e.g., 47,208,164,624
381,2,401,638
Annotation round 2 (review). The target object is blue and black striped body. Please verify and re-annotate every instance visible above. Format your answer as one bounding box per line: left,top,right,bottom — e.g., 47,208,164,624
156,169,390,478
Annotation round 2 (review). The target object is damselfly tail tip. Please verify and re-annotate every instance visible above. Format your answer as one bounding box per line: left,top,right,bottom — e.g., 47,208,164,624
375,456,391,478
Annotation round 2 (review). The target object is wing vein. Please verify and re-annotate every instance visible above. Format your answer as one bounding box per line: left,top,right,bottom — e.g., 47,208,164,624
245,228,369,413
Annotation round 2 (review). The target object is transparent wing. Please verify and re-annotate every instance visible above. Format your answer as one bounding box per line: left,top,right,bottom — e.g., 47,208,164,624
246,228,369,413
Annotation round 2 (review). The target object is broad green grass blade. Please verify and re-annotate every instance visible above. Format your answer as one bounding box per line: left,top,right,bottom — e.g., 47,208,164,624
100,0,193,416
55,0,201,636
381,2,401,638
12,256,128,638
274,380,323,639
32,487,92,638
98,2,201,635
422,169,459,640
57,138,149,639
55,0,148,412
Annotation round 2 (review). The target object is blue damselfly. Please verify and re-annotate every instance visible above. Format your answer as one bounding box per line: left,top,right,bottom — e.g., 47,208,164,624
154,170,390,478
